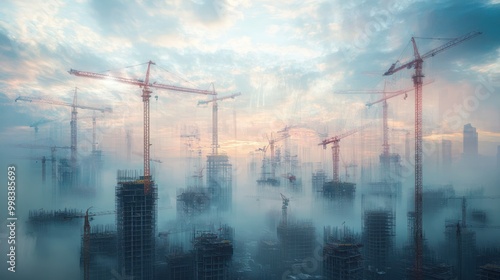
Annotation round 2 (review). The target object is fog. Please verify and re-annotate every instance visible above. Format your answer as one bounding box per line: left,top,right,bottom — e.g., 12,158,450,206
0,126,499,280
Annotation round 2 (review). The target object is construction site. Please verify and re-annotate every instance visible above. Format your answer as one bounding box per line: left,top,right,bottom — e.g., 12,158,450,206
2,3,500,280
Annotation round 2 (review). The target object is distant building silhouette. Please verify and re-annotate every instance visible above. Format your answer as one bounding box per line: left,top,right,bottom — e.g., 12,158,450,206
442,140,452,169
463,123,478,159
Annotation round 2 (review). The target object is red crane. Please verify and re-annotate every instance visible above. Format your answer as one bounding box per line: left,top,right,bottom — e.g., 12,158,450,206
383,31,482,279
198,92,241,155
69,61,216,194
337,81,433,181
318,124,370,183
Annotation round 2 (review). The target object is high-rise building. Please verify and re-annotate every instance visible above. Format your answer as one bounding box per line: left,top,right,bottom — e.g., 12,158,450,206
206,154,232,212
463,123,478,159
362,210,395,279
116,170,157,280
442,140,452,169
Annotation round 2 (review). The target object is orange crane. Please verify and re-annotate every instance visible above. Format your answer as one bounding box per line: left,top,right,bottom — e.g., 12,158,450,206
69,61,216,194
383,31,482,279
198,92,241,155
337,81,432,181
16,89,112,186
318,124,370,183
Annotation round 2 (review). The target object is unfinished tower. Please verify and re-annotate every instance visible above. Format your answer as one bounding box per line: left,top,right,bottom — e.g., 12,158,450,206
116,170,157,280
362,209,395,279
80,225,117,280
206,154,232,212
193,232,234,279
444,221,476,280
323,227,363,280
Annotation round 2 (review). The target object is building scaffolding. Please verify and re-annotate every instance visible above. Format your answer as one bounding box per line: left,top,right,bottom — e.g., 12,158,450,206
323,226,363,280
194,231,234,280
116,170,158,280
312,170,327,195
27,208,83,233
362,209,395,279
444,220,476,280
323,181,356,200
206,154,232,212
479,264,500,280
176,187,211,219
80,225,117,280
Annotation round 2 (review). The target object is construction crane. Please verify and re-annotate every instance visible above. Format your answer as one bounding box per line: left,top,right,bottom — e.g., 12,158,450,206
69,61,215,194
318,124,370,183
255,145,276,185
383,31,482,279
448,195,500,229
337,81,432,181
83,207,92,280
30,118,52,135
16,144,71,201
198,92,241,155
267,132,291,180
16,89,112,186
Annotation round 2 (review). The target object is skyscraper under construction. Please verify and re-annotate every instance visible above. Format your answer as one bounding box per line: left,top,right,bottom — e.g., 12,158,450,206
116,170,157,280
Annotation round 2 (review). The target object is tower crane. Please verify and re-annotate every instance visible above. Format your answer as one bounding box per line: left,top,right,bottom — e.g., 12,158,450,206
16,144,71,201
383,31,482,280
83,207,92,280
318,124,370,183
267,132,291,180
255,145,274,185
448,195,500,229
69,61,216,194
280,193,290,226
30,118,52,135
16,89,112,187
198,92,241,155
337,81,432,181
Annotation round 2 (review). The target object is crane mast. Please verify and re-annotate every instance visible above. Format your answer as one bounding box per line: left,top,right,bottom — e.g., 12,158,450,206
69,61,215,194
142,61,153,191
71,88,78,175
198,92,241,155
83,207,92,280
383,31,481,280
16,91,112,188
319,124,370,183
338,82,431,181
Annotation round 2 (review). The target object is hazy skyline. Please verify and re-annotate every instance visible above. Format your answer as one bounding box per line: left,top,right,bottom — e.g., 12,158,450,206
0,0,499,165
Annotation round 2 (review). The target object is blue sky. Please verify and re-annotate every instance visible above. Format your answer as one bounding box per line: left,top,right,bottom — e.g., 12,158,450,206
1,0,499,162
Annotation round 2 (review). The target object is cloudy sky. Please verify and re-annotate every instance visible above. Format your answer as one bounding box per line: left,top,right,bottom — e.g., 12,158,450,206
1,0,499,164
